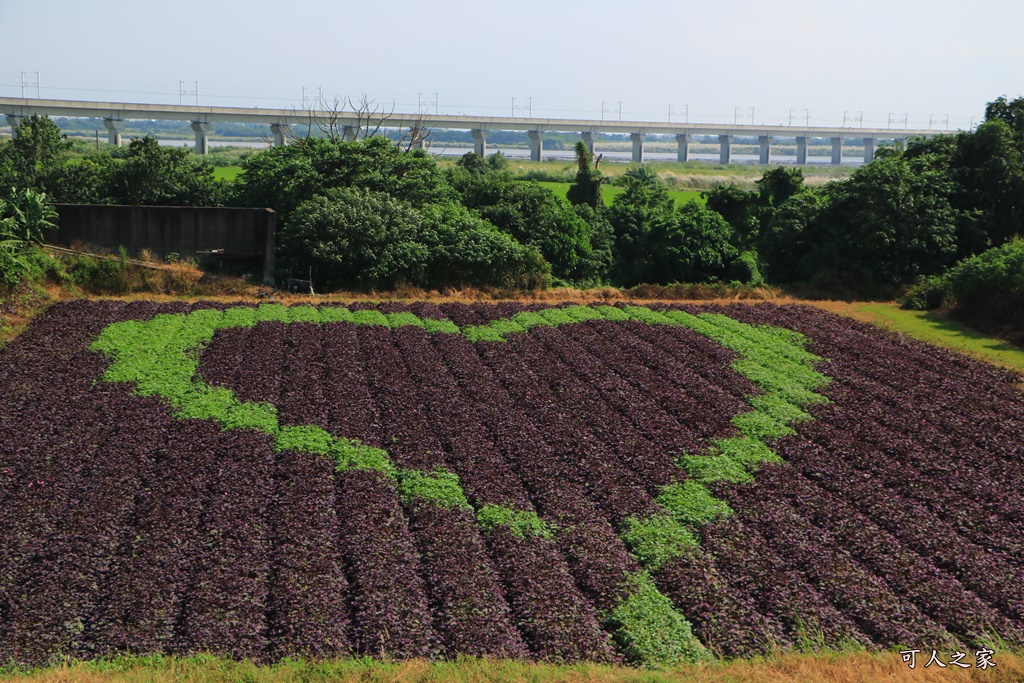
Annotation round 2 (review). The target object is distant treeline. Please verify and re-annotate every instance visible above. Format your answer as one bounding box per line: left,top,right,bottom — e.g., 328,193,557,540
52,117,267,139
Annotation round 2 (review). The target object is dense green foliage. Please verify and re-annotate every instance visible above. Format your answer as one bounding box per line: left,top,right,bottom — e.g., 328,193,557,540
3,95,1024,295
0,187,57,284
750,97,1024,294
450,153,609,284
566,141,603,209
280,187,546,290
0,116,224,206
903,239,1024,341
104,136,225,206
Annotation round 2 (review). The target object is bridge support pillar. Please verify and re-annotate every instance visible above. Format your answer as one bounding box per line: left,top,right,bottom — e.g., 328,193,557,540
191,121,212,155
863,137,875,163
528,130,544,162
581,131,595,156
271,123,289,147
719,134,733,164
342,126,358,143
471,129,489,157
408,127,427,150
759,135,771,164
5,115,24,135
676,134,690,162
630,133,645,163
411,132,424,150
795,136,808,165
831,137,843,165
103,119,125,147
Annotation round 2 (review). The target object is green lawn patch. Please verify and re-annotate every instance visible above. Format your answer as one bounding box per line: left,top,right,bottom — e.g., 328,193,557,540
212,166,243,181
535,182,705,208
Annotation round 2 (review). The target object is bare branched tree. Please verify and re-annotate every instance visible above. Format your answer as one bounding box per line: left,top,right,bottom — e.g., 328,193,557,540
397,110,433,152
281,93,432,151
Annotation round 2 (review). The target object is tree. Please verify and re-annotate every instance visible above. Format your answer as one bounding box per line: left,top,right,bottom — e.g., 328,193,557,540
703,184,758,249
756,190,826,284
0,187,57,285
984,95,1024,144
238,136,453,218
0,115,77,196
756,166,804,208
949,119,1024,253
648,202,738,283
105,135,224,206
486,150,510,172
454,151,490,176
606,165,676,285
452,169,600,283
565,141,603,209
280,187,429,290
805,155,959,290
278,187,548,291
417,202,548,289
6,115,71,181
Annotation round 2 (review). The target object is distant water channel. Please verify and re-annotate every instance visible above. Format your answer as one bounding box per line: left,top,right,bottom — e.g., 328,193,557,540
155,138,863,166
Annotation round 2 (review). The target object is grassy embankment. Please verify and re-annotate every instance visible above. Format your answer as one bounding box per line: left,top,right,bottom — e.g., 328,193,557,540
458,158,856,190
812,301,1024,374
208,158,857,189
215,160,852,193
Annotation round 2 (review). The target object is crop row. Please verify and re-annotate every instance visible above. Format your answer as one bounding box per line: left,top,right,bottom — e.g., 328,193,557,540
0,300,1021,666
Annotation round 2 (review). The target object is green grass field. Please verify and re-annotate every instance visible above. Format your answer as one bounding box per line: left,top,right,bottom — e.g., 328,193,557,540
212,166,243,182
536,181,705,208
208,168,705,208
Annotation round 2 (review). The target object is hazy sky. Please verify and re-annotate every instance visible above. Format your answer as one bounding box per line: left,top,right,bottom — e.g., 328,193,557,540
1,0,1021,130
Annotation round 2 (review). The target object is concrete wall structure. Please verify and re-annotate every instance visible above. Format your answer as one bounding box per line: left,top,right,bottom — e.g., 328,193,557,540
1,97,943,165
51,204,276,285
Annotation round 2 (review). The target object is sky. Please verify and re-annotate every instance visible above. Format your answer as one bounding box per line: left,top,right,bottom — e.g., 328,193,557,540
1,0,1022,131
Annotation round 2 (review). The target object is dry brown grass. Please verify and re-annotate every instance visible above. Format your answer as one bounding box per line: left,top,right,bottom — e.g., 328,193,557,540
280,282,784,307
0,276,789,347
5,650,1021,683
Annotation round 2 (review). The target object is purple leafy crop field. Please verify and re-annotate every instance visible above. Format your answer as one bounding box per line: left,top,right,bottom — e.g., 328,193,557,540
0,300,1022,667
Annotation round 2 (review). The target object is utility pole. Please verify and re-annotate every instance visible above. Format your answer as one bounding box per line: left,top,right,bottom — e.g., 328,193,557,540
670,103,689,123
512,97,533,118
179,80,198,106
20,71,38,98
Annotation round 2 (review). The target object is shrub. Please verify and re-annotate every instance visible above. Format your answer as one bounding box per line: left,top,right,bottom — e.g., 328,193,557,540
901,238,1024,341
728,250,764,285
